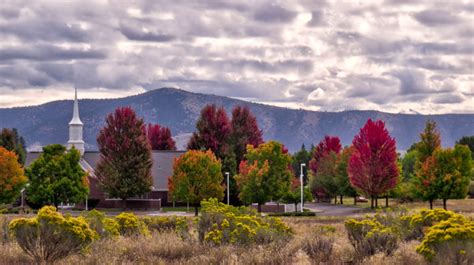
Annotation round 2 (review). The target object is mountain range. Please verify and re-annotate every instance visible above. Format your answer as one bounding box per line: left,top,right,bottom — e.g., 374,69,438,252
0,87,473,153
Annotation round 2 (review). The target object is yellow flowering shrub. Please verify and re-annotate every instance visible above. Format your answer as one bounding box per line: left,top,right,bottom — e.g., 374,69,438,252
115,212,149,236
199,198,292,246
401,208,456,240
345,218,399,258
83,209,120,238
9,206,97,264
416,214,474,262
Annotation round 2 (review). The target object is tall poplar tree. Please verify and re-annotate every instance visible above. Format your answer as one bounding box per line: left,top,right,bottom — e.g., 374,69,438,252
95,107,153,208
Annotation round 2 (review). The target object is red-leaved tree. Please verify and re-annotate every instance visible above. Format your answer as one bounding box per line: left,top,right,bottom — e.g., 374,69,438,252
147,123,176,150
309,135,342,175
96,107,153,208
230,106,264,163
187,104,231,159
348,119,399,209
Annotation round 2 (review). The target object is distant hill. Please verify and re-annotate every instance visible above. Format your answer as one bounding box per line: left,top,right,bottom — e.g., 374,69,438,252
0,87,473,153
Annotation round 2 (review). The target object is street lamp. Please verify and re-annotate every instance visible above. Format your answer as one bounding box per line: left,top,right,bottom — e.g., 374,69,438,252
225,172,230,205
300,163,306,212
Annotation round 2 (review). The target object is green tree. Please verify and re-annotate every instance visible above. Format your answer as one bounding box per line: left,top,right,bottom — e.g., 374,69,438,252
0,147,28,205
95,107,153,208
309,152,339,204
412,145,472,209
291,144,311,184
335,146,358,204
456,135,474,159
281,178,313,212
401,150,418,181
437,145,472,209
0,128,26,165
25,144,88,208
168,150,224,216
235,141,292,211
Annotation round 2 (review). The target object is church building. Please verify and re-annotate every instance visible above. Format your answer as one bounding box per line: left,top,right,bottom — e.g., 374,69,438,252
25,89,184,209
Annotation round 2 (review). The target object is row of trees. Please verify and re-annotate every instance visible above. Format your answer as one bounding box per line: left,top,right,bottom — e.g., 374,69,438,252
0,108,178,208
308,119,473,210
1,105,472,213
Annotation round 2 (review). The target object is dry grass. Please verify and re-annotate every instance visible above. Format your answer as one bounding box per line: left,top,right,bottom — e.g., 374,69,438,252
3,207,473,265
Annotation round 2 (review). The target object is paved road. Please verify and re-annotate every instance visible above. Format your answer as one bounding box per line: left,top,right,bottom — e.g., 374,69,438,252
304,203,366,216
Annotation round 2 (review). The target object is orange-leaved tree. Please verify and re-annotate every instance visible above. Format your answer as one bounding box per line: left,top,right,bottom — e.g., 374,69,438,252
168,150,224,216
0,146,27,204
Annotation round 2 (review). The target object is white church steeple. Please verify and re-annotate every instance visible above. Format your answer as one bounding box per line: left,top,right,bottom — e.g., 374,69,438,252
67,87,85,155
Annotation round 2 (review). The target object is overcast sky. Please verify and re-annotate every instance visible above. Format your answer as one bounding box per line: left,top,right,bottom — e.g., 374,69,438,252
0,0,472,114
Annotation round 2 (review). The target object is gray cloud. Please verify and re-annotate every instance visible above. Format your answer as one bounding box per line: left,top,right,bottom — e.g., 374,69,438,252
0,0,472,114
414,9,462,26
254,5,297,23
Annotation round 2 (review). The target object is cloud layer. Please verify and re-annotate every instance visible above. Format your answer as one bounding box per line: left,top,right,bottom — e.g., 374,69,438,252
0,0,472,114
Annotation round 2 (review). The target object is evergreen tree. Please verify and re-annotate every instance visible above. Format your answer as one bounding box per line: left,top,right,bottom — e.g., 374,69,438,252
95,107,153,208
292,144,311,184
0,128,26,165
25,144,88,207
456,135,474,159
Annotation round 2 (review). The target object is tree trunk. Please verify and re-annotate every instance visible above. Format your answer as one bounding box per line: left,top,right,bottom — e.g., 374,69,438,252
340,195,343,205
385,196,389,208
354,196,357,205
429,199,433,209
122,198,127,210
375,197,378,208
443,199,447,210
334,196,337,204
194,205,199,216
370,197,374,209
258,203,262,213
295,203,298,212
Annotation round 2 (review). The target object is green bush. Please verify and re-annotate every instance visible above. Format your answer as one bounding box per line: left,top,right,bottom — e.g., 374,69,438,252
268,211,316,217
9,206,97,264
115,212,149,236
345,218,399,259
199,198,292,246
416,214,474,263
83,209,120,238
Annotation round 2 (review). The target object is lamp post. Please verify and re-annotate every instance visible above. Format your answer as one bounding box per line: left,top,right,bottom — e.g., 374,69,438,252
300,163,306,212
225,172,230,205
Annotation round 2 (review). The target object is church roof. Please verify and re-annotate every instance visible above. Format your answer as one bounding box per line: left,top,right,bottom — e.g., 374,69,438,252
25,150,185,191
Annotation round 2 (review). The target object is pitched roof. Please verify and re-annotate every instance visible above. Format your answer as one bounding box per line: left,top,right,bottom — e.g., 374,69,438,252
26,150,186,191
